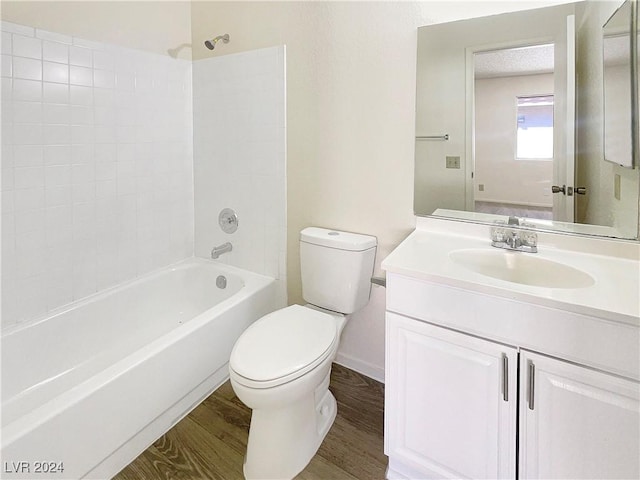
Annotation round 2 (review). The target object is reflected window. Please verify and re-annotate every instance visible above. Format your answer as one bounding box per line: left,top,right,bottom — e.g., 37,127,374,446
516,95,554,160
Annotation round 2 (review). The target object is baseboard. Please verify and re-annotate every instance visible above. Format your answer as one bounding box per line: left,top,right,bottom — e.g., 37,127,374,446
386,458,427,480
386,465,410,480
334,352,385,384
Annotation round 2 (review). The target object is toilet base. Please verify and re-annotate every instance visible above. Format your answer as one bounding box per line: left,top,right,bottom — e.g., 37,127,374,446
241,369,337,480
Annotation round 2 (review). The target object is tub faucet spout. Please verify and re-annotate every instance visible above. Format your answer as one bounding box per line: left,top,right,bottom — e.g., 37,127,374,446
211,242,233,259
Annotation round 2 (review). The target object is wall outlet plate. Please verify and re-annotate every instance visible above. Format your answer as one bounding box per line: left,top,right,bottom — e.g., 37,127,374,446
446,156,460,169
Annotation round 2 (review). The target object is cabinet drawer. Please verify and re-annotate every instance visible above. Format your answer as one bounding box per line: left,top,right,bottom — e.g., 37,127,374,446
386,273,639,380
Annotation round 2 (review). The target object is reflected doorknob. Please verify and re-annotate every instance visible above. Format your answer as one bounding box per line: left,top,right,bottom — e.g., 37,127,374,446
552,185,587,196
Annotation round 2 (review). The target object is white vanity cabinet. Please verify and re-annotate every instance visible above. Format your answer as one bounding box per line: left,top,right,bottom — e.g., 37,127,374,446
385,312,517,479
519,351,640,480
384,275,640,480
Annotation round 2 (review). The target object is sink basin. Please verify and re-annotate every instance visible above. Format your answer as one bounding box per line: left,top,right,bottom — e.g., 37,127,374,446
449,249,595,289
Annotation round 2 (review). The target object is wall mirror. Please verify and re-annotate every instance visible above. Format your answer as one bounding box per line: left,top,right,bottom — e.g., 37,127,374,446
414,1,640,240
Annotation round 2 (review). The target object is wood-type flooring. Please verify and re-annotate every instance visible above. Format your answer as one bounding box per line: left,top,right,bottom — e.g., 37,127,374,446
114,364,386,480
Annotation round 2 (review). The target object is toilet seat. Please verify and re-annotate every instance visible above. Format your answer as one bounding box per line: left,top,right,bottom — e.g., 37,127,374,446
230,305,338,389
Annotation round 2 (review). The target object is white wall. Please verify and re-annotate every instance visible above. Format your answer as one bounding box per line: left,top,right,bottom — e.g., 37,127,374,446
0,1,193,60
190,1,574,381
1,22,194,329
475,74,554,207
192,46,287,306
0,0,581,378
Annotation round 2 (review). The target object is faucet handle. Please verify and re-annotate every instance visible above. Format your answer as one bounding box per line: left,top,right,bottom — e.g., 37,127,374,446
521,231,537,248
491,225,507,243
491,219,507,242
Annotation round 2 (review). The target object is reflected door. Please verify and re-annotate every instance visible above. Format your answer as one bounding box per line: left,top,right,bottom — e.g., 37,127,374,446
470,15,576,223
553,14,576,223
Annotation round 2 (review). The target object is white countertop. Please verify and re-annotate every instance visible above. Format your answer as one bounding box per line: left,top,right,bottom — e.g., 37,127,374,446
382,217,640,325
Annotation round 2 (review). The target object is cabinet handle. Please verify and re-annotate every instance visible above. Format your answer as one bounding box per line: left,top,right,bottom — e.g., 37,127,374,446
502,354,509,402
528,361,535,410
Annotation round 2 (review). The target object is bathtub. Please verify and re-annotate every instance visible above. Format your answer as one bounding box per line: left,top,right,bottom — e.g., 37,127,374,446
0,258,278,479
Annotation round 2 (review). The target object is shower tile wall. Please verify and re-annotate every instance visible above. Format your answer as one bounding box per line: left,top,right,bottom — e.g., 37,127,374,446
1,22,194,328
193,47,287,305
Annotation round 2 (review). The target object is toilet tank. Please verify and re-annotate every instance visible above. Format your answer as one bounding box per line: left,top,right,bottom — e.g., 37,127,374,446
300,227,377,314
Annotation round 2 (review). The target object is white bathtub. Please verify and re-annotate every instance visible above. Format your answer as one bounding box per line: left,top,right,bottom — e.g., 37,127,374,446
0,258,278,479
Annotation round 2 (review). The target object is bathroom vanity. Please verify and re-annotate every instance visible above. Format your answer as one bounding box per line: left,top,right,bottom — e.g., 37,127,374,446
382,217,640,480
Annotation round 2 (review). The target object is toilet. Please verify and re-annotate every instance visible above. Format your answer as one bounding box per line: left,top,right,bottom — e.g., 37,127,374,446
229,227,377,480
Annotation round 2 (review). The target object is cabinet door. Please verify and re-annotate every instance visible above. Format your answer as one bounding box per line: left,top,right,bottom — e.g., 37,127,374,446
385,312,517,479
520,351,640,479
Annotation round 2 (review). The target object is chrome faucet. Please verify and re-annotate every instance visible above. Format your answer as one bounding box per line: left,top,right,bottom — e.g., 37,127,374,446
211,242,233,259
491,218,537,253
506,230,522,249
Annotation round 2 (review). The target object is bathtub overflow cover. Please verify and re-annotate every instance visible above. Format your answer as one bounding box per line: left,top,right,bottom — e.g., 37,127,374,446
216,275,227,289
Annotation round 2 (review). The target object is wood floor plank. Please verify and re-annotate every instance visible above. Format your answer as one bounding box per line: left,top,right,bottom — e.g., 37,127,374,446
316,415,387,479
294,454,359,480
186,397,250,458
175,415,248,479
330,365,385,438
114,364,386,480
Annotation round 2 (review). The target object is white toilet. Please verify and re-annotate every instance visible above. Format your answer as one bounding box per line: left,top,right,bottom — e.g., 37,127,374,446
229,227,377,480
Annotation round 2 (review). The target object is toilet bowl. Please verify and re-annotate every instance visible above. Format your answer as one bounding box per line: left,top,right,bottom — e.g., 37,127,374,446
230,305,346,479
229,227,377,479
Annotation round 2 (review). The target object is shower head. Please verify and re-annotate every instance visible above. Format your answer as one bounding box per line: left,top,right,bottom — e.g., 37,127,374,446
205,34,230,50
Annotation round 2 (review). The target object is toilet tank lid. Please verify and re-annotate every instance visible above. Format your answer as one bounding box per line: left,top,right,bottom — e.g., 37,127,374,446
300,227,377,251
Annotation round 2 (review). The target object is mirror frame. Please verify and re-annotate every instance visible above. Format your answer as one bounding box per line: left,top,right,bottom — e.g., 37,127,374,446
632,0,639,170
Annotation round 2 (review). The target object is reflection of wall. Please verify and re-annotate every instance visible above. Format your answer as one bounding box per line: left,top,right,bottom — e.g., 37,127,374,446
576,1,639,238
415,3,576,216
475,74,554,207
603,63,632,166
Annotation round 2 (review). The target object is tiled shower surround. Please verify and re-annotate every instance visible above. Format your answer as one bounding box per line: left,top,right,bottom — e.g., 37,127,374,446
1,22,195,327
1,23,287,330
193,47,287,306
